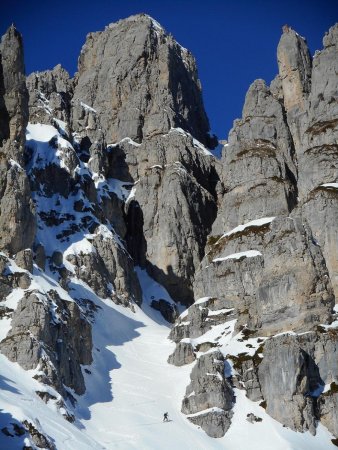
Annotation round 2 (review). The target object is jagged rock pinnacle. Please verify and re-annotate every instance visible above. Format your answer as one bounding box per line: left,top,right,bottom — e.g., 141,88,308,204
72,14,213,147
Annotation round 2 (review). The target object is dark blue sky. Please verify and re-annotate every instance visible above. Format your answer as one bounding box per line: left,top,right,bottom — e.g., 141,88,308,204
1,0,337,138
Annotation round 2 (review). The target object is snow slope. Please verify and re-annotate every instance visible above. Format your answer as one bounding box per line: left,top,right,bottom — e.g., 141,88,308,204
1,262,336,449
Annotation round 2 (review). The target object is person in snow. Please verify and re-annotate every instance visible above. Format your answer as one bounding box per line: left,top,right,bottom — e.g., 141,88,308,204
163,412,169,422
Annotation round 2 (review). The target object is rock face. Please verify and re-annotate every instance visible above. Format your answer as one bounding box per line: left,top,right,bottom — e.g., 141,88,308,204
277,26,312,111
211,79,297,236
72,14,213,147
0,26,35,254
194,216,334,336
181,351,233,438
0,25,28,153
124,130,218,305
259,331,338,436
26,64,73,126
258,334,319,435
0,15,337,445
0,289,92,396
167,341,195,366
295,25,338,299
70,15,220,305
0,158,35,254
170,23,338,439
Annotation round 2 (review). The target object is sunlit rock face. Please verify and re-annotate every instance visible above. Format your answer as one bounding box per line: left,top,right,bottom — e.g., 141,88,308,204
72,14,214,147
0,25,35,254
0,15,337,447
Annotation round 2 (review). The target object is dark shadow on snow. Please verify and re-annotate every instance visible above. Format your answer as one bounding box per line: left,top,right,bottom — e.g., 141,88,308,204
0,409,27,450
67,280,146,422
0,375,21,395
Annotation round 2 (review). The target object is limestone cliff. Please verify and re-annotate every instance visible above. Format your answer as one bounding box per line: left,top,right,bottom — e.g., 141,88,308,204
170,23,338,438
0,15,337,447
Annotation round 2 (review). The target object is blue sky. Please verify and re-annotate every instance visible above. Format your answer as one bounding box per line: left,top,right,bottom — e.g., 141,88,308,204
1,0,337,138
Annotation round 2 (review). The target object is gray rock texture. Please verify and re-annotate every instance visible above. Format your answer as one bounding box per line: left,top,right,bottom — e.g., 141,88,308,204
169,296,235,344
258,334,319,434
176,24,338,437
150,299,178,323
0,25,28,155
65,231,141,305
167,341,195,366
26,64,73,128
297,25,338,298
72,14,213,147
0,254,33,304
0,290,92,396
0,146,35,255
277,26,312,112
319,389,338,438
228,348,264,402
15,248,33,273
194,216,334,336
0,26,35,255
124,130,218,305
258,330,338,435
275,24,338,298
211,78,297,237
181,351,233,437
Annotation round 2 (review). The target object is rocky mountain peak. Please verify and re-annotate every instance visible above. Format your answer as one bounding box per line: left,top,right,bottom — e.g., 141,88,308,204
0,16,337,449
277,25,312,111
323,22,338,48
26,64,73,125
0,24,28,150
72,14,214,147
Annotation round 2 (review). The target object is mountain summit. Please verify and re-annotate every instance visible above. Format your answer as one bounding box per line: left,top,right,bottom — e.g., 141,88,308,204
73,13,214,147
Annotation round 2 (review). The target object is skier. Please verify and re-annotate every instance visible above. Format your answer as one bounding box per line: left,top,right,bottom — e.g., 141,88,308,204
163,412,169,422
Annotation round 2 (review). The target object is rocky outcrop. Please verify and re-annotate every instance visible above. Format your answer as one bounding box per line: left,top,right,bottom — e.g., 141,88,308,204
319,388,338,438
26,64,73,127
172,23,338,439
193,216,334,336
258,333,319,435
169,296,235,344
0,26,35,255
15,248,33,272
299,25,338,298
151,298,178,323
258,330,338,435
124,130,218,305
0,158,35,254
0,254,32,305
0,25,28,155
167,341,195,366
72,14,214,147
181,351,233,438
277,26,312,112
211,78,297,237
0,290,92,396
275,24,338,298
66,231,141,305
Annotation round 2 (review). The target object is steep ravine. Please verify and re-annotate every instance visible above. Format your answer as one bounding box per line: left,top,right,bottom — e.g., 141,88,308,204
0,14,337,449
